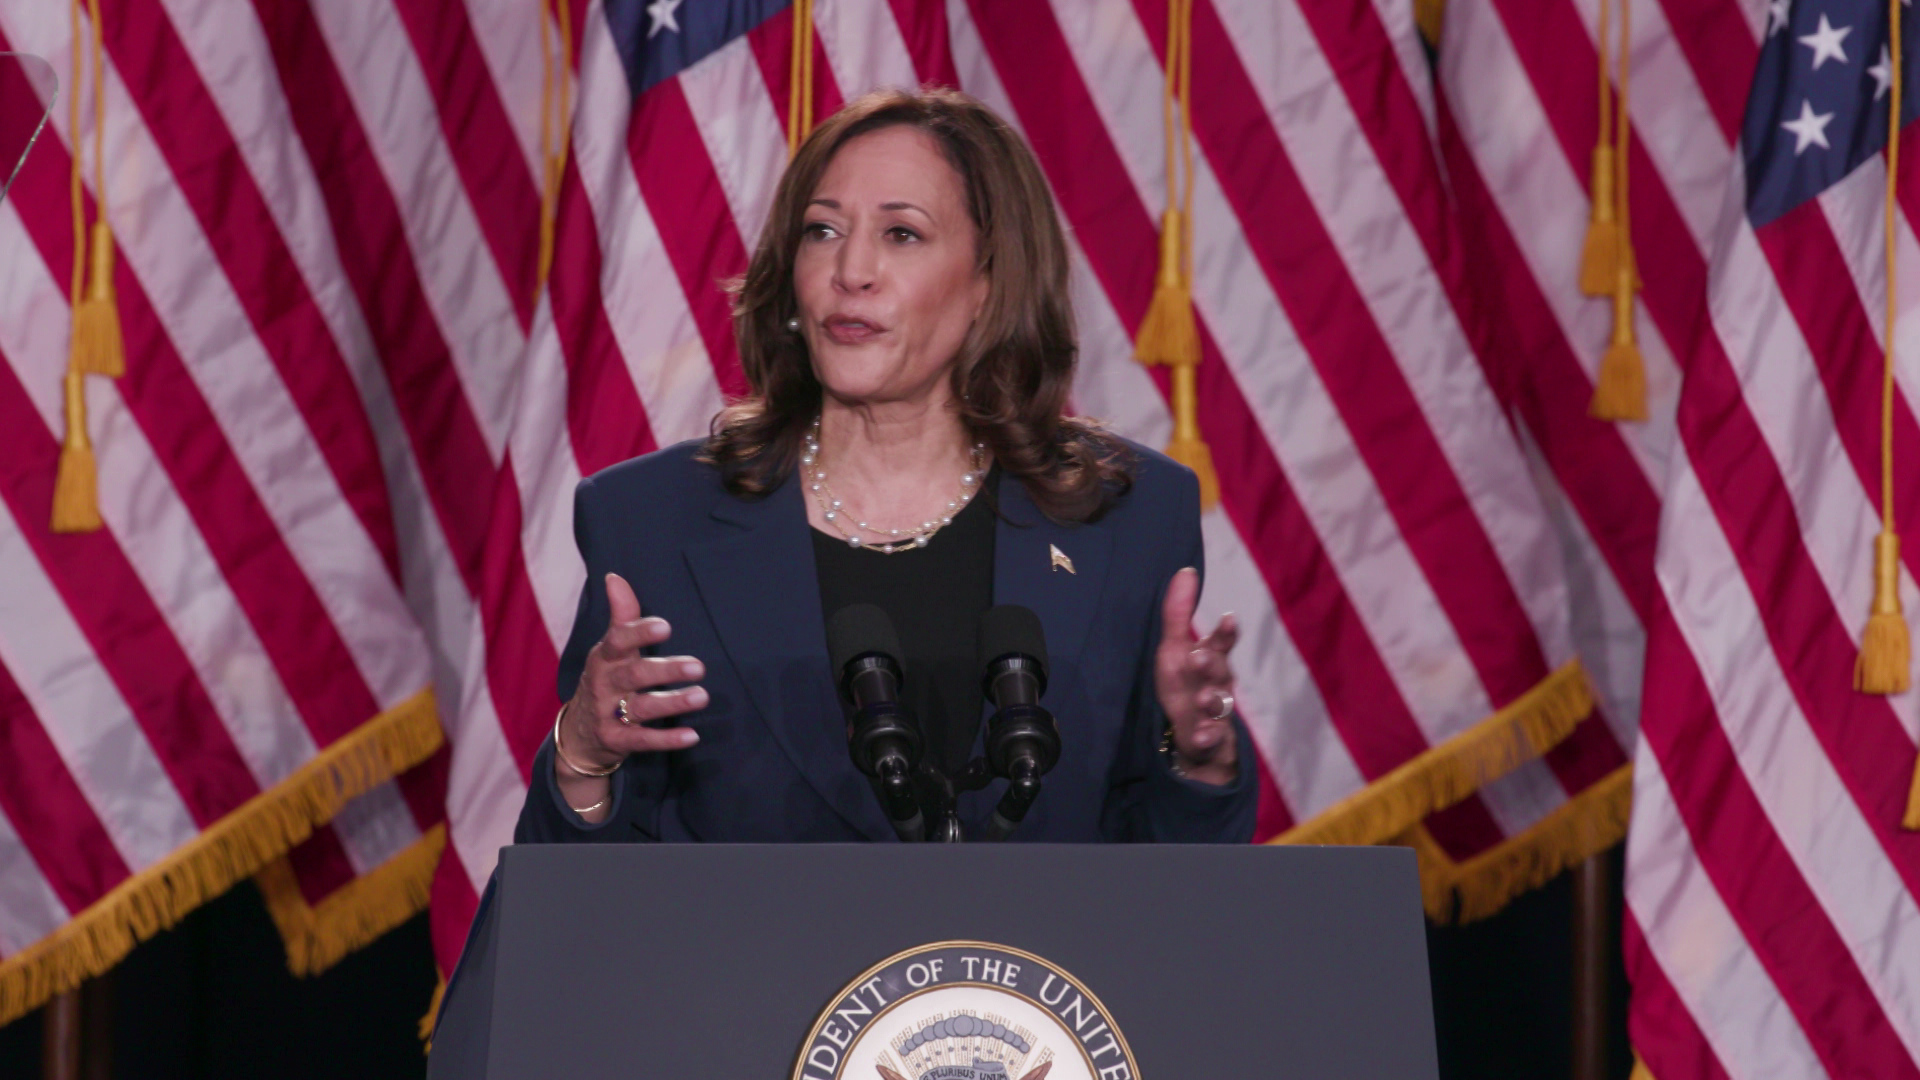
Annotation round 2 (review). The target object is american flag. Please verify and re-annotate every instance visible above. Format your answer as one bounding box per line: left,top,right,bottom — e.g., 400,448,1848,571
1628,0,1920,1072
0,0,1626,1022
1442,0,1920,1073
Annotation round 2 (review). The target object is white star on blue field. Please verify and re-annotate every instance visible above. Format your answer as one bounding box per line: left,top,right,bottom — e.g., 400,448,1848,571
1745,0,1920,224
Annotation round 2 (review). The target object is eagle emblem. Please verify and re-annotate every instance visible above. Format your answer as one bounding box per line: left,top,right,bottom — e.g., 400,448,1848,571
793,941,1136,1080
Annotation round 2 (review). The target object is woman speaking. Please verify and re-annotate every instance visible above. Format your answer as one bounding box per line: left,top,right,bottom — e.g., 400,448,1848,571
516,88,1255,845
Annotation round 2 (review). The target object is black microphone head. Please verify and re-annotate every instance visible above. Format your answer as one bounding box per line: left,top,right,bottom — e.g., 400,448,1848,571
827,603,905,676
978,604,1048,671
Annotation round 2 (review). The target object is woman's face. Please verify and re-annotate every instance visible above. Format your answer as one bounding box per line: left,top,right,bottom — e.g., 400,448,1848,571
793,125,989,408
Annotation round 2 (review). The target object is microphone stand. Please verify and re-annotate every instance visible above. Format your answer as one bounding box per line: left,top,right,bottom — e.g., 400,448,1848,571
980,700,1059,842
842,656,928,843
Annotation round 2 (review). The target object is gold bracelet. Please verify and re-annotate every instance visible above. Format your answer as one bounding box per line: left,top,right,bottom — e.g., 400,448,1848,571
553,707,622,778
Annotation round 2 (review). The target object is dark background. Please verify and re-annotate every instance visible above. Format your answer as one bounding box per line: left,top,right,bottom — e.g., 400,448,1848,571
0,845,1629,1079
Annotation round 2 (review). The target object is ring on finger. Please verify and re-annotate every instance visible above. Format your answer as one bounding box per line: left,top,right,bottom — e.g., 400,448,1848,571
1206,692,1235,722
614,697,632,725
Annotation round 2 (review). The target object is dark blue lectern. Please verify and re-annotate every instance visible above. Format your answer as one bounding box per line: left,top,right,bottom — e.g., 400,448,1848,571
430,844,1438,1078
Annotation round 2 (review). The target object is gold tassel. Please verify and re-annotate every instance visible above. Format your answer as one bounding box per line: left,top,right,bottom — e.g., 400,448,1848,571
1580,0,1617,296
1859,532,1911,694
70,0,122,377
533,0,573,305
1167,360,1219,510
52,369,101,534
1589,259,1647,420
1135,210,1201,367
1875,0,1920,830
1579,146,1620,297
786,0,815,156
1134,0,1219,510
71,222,123,377
1904,734,1920,829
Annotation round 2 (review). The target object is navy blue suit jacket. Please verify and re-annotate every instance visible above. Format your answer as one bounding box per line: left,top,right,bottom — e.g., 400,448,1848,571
513,437,1256,845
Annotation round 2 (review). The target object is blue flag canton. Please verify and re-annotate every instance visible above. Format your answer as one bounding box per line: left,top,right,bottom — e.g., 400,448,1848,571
605,0,791,99
1745,0,1920,226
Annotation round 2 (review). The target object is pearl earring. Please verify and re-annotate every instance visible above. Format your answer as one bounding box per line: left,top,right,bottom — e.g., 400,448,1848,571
786,317,801,332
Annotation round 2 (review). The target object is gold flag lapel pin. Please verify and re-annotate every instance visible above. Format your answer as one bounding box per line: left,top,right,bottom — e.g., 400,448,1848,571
1050,544,1075,574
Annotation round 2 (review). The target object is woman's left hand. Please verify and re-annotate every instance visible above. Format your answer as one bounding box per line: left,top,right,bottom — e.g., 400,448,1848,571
1154,567,1240,786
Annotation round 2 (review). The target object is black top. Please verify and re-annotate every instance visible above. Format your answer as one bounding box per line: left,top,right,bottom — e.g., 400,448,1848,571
811,473,998,780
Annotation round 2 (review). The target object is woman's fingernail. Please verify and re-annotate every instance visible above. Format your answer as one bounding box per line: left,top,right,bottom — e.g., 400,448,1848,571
679,729,700,747
686,686,709,709
680,660,703,680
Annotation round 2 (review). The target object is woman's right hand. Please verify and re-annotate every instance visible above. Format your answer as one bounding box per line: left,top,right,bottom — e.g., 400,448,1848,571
558,572,706,783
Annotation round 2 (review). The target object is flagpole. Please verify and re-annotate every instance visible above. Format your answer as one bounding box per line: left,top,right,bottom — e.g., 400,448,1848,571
41,989,79,1080
1570,851,1615,1080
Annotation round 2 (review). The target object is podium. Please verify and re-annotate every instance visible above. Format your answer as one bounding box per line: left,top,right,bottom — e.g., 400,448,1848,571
430,844,1438,1078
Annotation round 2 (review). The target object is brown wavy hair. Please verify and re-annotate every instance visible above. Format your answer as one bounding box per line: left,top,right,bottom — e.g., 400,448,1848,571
701,87,1132,523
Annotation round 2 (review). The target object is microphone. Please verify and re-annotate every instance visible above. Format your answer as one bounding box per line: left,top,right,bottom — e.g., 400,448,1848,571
827,604,926,842
977,605,1061,841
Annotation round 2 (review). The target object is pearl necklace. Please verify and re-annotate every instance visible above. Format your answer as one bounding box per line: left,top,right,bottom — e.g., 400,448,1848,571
802,417,986,554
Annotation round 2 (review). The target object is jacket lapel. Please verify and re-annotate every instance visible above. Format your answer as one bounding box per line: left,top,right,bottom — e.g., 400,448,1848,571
992,480,1114,679
682,477,895,841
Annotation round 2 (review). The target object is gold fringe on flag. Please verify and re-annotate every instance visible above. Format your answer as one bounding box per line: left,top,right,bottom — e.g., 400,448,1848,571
420,973,448,1051
1398,763,1633,924
1589,0,1647,421
255,825,446,978
69,0,122,380
1135,0,1219,509
0,689,442,1027
533,0,574,305
786,0,816,156
1272,660,1594,848
1630,1053,1658,1080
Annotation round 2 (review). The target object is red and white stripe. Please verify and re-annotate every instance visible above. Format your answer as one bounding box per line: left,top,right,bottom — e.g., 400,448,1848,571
1439,0,1920,1073
426,0,1611,970
0,0,1623,1009
0,0,466,998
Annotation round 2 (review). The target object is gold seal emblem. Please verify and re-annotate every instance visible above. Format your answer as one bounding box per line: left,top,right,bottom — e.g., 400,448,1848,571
793,941,1138,1080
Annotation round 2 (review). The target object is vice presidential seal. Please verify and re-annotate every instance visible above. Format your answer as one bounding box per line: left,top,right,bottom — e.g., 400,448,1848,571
792,941,1140,1080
